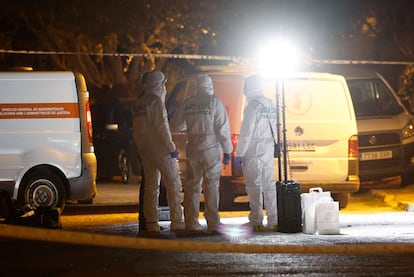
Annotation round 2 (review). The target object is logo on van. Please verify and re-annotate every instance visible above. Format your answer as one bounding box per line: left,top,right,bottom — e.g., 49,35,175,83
286,88,312,115
369,135,377,145
294,126,304,136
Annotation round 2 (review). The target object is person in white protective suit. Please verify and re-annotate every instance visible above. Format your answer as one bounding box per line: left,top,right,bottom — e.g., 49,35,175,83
235,74,278,232
171,74,232,232
132,70,185,233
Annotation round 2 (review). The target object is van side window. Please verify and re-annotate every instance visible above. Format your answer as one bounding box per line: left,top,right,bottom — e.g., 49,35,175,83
166,80,197,120
348,79,402,117
107,105,118,125
91,102,115,130
166,81,187,120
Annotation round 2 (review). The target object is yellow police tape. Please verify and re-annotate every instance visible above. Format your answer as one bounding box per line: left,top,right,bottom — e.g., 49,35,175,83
1,224,414,254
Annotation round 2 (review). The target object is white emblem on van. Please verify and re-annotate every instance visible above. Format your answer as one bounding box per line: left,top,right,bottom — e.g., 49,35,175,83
369,135,377,145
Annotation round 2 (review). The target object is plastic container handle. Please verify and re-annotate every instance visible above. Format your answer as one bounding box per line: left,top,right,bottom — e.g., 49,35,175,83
309,187,323,193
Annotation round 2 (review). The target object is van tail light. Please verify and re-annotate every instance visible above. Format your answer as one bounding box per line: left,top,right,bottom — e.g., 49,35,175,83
85,101,93,144
348,135,359,158
231,134,239,157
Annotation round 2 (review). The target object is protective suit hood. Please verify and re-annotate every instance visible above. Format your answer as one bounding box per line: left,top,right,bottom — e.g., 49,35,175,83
244,74,264,101
197,74,214,95
143,70,168,101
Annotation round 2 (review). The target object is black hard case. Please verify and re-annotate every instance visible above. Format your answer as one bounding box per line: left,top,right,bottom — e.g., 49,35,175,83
276,180,302,233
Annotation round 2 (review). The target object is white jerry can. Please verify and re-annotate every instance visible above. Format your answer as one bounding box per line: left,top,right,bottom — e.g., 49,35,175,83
300,187,332,234
316,198,340,235
157,206,170,221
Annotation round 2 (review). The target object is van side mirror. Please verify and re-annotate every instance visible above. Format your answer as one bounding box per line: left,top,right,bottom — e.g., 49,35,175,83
105,124,119,131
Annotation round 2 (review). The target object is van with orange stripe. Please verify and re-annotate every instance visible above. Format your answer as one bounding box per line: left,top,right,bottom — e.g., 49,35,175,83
0,71,97,212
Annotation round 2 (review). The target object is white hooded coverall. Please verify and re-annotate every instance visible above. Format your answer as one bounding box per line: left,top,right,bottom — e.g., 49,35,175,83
132,71,184,232
235,74,278,227
171,74,232,231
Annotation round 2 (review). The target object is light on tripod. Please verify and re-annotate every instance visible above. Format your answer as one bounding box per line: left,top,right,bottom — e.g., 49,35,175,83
255,38,299,79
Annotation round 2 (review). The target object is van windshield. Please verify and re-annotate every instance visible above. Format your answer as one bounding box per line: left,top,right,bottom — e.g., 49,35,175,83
347,79,403,118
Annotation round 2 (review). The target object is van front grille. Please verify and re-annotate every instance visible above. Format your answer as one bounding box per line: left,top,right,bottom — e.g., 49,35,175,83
358,132,400,147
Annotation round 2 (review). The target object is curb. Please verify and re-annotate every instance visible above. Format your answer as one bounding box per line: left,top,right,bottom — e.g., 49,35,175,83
63,202,138,215
3,223,414,254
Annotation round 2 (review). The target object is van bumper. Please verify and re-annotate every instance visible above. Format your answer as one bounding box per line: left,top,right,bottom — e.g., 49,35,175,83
299,179,360,193
68,153,97,200
359,141,414,188
220,176,360,198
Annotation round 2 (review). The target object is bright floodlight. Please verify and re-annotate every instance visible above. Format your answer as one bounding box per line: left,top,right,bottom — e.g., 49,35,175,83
256,39,298,78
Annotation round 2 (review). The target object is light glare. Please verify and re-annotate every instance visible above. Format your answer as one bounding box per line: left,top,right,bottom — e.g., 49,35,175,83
256,39,298,79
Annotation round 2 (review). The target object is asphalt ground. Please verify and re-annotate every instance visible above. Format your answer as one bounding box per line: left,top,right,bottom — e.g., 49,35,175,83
64,181,141,214
2,180,414,259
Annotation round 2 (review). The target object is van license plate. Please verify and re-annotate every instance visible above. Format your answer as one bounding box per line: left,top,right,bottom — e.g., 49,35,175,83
360,150,392,161
287,142,316,151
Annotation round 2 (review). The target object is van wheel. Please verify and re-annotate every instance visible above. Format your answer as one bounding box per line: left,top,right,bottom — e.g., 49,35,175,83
118,149,140,184
19,171,66,210
332,193,350,209
118,150,130,184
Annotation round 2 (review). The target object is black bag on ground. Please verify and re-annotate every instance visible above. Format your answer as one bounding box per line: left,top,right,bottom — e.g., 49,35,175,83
276,180,302,233
12,206,62,229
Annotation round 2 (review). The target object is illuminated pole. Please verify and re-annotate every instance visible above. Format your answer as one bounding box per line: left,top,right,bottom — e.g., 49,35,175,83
281,78,288,181
275,80,282,180
275,78,288,181
256,38,298,182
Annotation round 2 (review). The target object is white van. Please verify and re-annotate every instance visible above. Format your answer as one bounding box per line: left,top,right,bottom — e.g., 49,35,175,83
167,71,359,209
0,71,97,212
336,68,414,188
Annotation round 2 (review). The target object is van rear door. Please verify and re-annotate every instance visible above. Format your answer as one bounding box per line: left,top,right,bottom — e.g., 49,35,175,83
265,74,358,183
